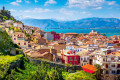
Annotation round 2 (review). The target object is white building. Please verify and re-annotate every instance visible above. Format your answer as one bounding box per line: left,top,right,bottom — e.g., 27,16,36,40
13,22,23,29
44,32,54,40
93,49,120,75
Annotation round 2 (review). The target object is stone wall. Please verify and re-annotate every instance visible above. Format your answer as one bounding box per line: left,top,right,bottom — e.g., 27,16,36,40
27,56,82,71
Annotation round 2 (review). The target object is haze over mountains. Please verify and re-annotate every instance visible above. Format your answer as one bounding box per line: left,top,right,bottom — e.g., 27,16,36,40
21,17,120,29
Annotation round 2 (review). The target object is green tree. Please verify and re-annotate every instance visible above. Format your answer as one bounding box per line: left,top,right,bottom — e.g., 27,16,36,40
94,64,102,80
10,25,14,30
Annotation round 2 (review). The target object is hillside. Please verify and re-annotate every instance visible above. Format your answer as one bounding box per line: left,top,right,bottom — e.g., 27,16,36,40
0,30,23,79
21,18,120,29
0,30,19,53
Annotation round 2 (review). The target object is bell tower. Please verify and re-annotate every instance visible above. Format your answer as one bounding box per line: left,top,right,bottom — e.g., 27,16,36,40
3,6,5,11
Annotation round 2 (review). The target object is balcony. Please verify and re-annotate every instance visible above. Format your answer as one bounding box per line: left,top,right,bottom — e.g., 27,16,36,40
83,60,88,62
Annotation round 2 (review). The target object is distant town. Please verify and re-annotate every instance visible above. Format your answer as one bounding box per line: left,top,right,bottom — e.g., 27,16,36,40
1,6,120,80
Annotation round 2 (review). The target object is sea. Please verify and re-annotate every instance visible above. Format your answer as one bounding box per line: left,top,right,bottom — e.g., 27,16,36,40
43,29,120,37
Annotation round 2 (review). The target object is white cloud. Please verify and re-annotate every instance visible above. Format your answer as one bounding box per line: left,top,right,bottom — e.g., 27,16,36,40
67,0,119,9
18,15,32,19
67,0,105,9
44,0,57,6
107,1,116,5
9,9,17,12
94,6,102,9
24,8,51,13
24,0,30,3
81,11,92,16
59,8,77,16
16,0,22,3
81,11,88,14
35,0,38,3
10,2,19,6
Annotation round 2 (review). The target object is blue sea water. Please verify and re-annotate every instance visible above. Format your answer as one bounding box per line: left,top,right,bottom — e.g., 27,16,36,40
43,29,120,37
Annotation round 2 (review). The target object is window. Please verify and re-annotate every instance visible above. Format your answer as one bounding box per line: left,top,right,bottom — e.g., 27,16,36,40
18,43,20,45
111,57,114,60
117,70,120,74
106,64,108,68
69,57,72,61
119,57,120,60
111,64,115,67
103,58,105,61
106,71,109,74
74,62,77,65
24,43,26,45
70,62,72,64
87,57,89,60
84,58,86,61
112,70,116,74
117,64,120,68
74,57,77,61
81,58,82,60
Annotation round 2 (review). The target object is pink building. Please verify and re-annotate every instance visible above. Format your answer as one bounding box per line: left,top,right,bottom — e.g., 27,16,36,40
54,33,60,41
61,50,80,65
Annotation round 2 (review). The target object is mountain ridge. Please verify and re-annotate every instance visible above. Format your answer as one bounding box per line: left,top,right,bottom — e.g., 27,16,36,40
20,17,120,29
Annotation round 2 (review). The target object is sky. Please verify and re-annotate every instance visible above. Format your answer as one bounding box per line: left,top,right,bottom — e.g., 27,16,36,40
0,0,120,21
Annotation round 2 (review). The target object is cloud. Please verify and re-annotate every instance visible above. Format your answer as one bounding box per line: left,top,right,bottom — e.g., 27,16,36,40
59,8,77,16
107,1,116,5
81,11,92,16
24,0,30,3
17,15,32,19
44,0,57,6
67,0,105,9
16,0,22,3
10,2,19,6
94,6,102,10
35,0,38,3
24,8,51,13
9,9,17,12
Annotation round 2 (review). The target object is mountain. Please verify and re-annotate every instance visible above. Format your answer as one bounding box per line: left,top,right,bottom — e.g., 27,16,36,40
21,18,120,29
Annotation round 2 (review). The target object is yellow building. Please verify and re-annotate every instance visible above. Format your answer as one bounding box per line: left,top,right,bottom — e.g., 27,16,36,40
5,28,9,33
31,35,41,44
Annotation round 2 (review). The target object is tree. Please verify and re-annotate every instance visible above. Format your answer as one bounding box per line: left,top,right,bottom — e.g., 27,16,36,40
63,70,97,80
94,64,102,80
25,33,31,41
10,25,14,30
14,28,21,32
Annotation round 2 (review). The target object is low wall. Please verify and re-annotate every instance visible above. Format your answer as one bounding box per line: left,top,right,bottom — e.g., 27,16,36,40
27,56,82,71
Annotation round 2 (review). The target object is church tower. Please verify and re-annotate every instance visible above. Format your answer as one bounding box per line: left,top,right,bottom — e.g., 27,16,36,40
3,6,5,11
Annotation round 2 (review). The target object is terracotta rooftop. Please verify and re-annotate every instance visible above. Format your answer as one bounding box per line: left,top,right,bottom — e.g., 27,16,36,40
82,64,96,71
65,33,78,35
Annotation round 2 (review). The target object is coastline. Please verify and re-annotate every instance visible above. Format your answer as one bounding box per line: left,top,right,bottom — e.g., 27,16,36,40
43,29,120,37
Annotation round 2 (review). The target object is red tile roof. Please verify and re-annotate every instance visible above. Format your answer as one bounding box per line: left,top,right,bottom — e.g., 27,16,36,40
82,64,96,72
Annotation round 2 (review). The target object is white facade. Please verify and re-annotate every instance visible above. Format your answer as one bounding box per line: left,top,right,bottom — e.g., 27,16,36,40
44,33,54,40
80,56,90,66
13,23,23,29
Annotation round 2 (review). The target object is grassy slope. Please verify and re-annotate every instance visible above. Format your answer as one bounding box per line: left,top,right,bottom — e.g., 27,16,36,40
0,30,23,79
